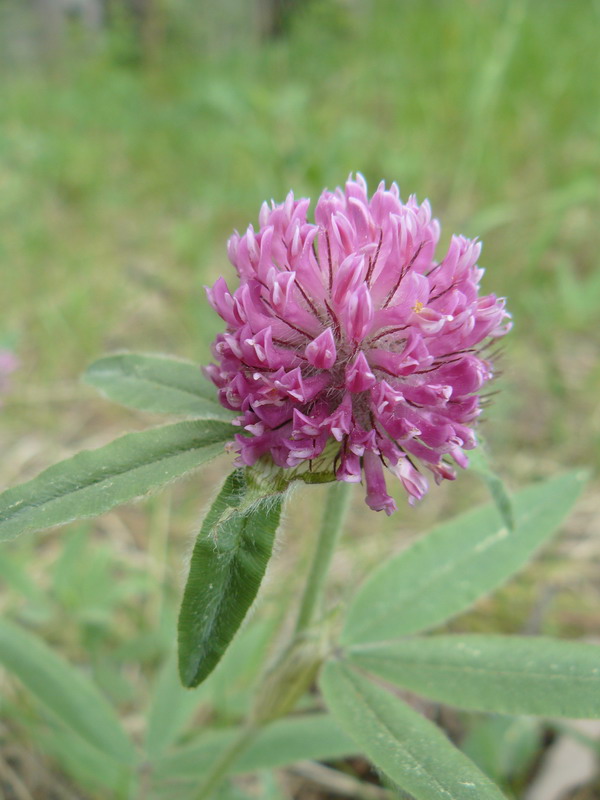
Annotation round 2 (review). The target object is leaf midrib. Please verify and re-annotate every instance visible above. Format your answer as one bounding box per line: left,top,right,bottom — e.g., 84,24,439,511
190,510,252,668
349,650,600,684
184,492,282,682
334,664,483,800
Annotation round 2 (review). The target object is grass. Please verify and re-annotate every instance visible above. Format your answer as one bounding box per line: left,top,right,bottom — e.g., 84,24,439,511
1,1,600,797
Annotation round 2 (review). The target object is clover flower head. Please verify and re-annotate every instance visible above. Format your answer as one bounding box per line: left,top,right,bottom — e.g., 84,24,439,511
205,175,511,514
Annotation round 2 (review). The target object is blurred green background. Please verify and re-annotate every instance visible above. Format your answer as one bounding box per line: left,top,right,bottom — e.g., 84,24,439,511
1,1,599,798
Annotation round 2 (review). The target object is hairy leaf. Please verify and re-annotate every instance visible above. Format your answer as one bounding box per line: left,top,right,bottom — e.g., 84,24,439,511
0,420,234,541
320,660,506,800
347,635,600,718
342,470,588,644
84,353,233,420
178,470,286,687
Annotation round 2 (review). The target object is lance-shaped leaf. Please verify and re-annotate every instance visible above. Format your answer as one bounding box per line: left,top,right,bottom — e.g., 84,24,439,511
178,469,286,688
341,470,588,645
320,660,507,800
0,420,234,541
0,619,136,764
347,635,600,719
84,353,234,420
35,727,135,798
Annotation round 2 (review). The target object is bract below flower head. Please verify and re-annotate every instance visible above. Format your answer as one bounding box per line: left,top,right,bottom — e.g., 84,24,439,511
205,175,511,514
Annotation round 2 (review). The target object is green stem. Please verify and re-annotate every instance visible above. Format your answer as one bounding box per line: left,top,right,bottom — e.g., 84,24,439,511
294,481,351,634
193,724,256,800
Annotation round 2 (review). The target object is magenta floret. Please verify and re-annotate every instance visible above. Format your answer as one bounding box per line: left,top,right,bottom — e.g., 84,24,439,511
205,176,511,514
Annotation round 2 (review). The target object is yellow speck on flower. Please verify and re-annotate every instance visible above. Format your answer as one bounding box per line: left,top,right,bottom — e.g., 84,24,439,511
413,300,424,313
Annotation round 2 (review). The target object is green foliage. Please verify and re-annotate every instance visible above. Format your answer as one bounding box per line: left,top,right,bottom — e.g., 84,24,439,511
146,618,277,759
0,419,234,540
0,463,593,798
320,660,507,800
0,543,49,622
468,444,514,531
155,713,355,779
144,650,206,760
178,470,287,687
0,619,135,764
341,470,588,645
347,635,600,718
461,716,542,791
319,469,593,798
84,352,234,420
207,617,280,720
34,725,136,799
50,525,147,628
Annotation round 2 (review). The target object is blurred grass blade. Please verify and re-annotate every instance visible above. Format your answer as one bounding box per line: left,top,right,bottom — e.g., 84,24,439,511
207,616,280,717
146,620,276,758
178,469,286,687
468,446,514,531
36,727,136,798
450,0,527,202
0,548,49,613
347,635,600,718
341,470,588,645
320,660,507,800
0,619,136,764
156,714,356,778
145,650,207,759
0,420,234,541
461,716,542,786
84,353,234,420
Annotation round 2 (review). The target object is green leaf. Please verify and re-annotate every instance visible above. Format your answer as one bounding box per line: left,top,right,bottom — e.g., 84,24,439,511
84,353,234,420
178,469,286,687
468,445,514,531
320,660,507,800
461,715,541,785
0,619,136,764
347,635,600,718
145,620,276,757
35,726,135,798
0,420,234,541
144,651,203,759
208,616,280,717
341,470,588,644
156,714,356,778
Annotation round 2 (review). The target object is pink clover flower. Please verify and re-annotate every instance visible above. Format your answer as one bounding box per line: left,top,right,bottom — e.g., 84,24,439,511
205,176,510,514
